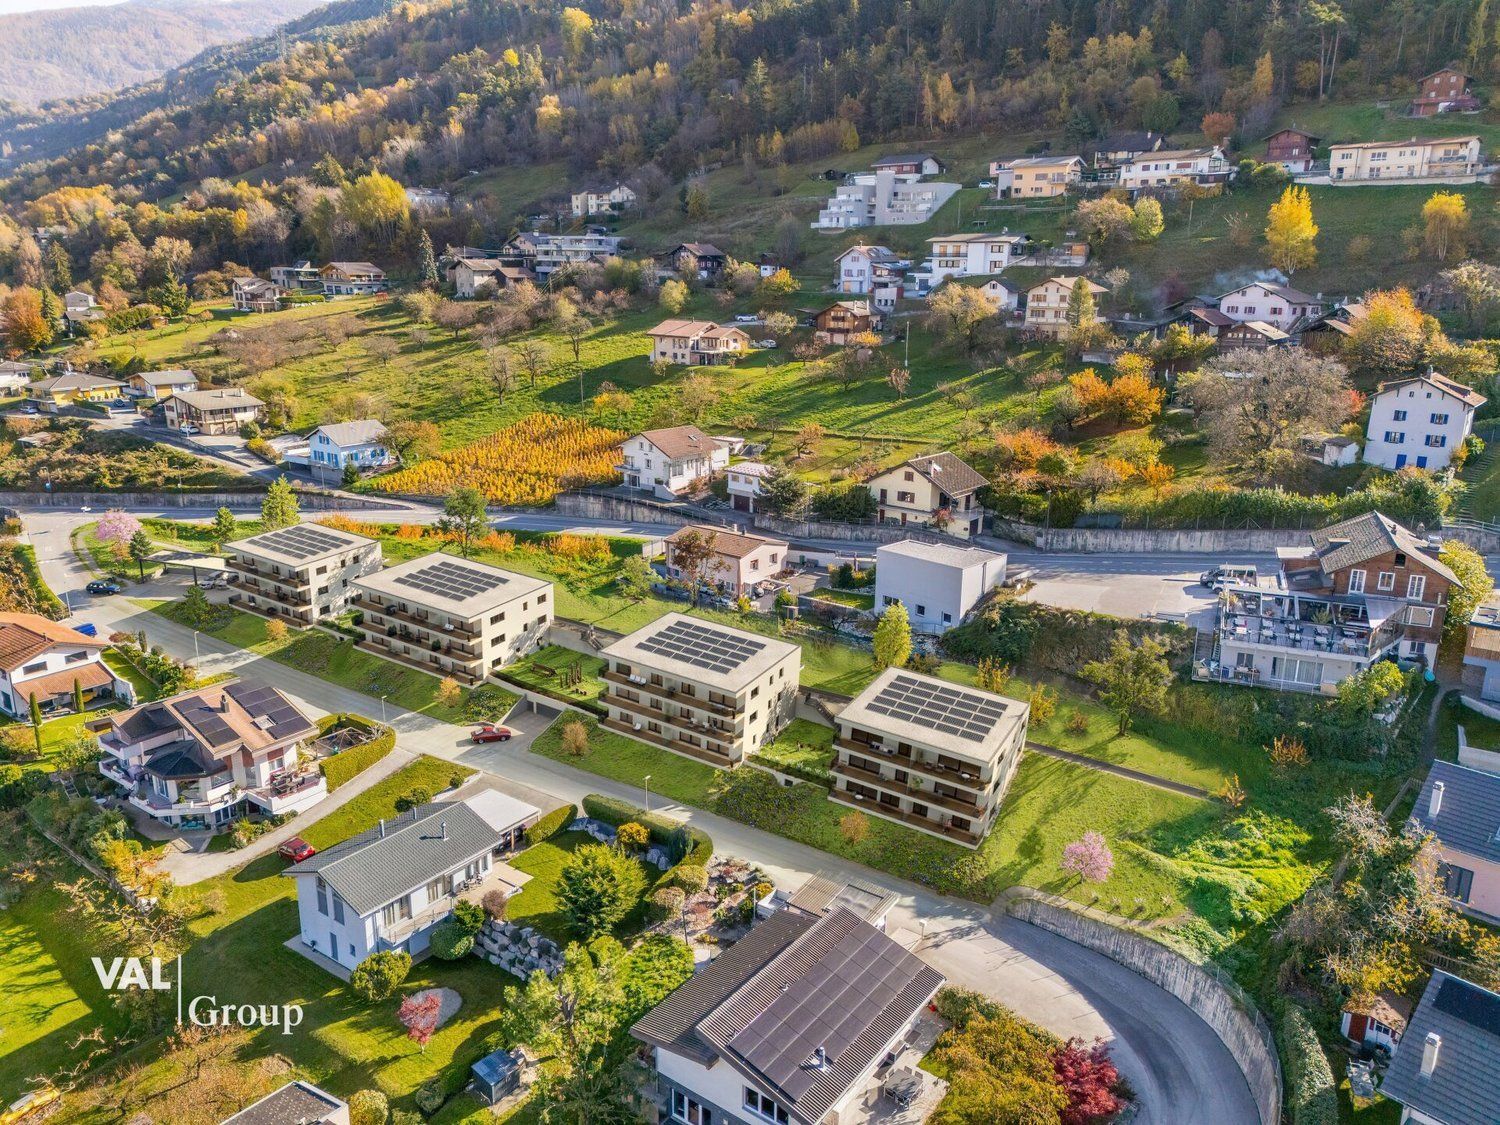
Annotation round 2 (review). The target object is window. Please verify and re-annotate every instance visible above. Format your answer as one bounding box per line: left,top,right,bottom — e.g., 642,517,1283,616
1392,410,1408,422
744,1089,790,1125
382,896,412,927
332,893,345,925
316,877,328,916
64,651,87,664
1425,434,1448,448
1377,572,1396,592
1407,606,1436,627
916,604,927,616
1431,412,1450,424
425,877,447,903
1348,569,1366,594
1407,575,1427,600
20,661,46,676
1383,432,1405,444
671,1091,712,1125
1442,862,1474,903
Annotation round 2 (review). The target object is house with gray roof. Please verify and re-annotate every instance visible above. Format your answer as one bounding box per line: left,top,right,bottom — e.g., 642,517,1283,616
1412,760,1500,923
1380,970,1500,1124
632,906,944,1125
286,789,540,973
306,419,395,482
865,451,989,539
220,1080,349,1124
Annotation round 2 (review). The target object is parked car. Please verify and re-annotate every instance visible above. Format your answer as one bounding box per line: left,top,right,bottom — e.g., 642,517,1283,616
733,314,759,323
977,179,994,188
277,837,317,863
85,580,121,595
470,723,515,743
753,339,777,349
179,424,199,435
1199,564,1258,589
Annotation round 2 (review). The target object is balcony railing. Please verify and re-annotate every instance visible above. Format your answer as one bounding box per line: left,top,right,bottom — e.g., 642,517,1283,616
829,787,981,846
237,579,313,612
602,671,738,717
604,692,739,740
836,738,990,792
231,557,310,589
831,759,986,816
601,716,736,766
354,594,480,640
354,635,482,684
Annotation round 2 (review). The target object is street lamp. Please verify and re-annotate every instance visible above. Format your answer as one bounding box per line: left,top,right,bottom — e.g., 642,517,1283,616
193,630,200,665
381,695,388,724
642,774,652,815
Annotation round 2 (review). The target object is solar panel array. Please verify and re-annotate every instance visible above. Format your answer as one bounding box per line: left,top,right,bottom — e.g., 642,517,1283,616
1436,977,1500,1036
248,525,351,561
177,698,236,747
393,558,509,604
864,674,1010,744
226,682,308,739
639,618,765,674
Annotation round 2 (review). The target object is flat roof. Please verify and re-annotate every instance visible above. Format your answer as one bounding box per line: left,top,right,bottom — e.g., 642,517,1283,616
787,874,899,925
876,539,1006,570
234,523,377,567
603,612,800,692
354,551,550,617
836,666,1027,761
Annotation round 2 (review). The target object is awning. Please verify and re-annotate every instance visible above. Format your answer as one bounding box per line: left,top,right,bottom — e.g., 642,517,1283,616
16,661,115,700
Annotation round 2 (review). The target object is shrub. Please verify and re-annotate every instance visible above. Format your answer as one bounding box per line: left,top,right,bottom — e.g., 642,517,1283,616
651,886,686,923
414,1078,447,1116
526,802,577,845
1064,710,1090,735
317,715,395,790
350,950,411,1002
665,864,708,895
451,898,486,934
557,842,647,938
429,920,475,960
616,821,650,851
482,888,508,920
1282,1005,1337,1125
394,786,432,812
348,1089,390,1125
560,719,590,755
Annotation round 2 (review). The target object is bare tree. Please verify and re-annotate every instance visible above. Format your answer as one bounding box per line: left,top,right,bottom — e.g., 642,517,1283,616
512,338,551,388
1183,349,1351,468
486,345,517,404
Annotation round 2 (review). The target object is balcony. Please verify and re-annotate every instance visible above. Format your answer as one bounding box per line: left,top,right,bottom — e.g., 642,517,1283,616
129,779,239,815
831,760,986,816
354,594,480,640
355,635,481,685
99,757,141,788
237,579,313,613
601,716,736,766
1218,611,1392,658
230,592,313,625
836,738,990,792
603,691,739,738
829,787,981,846
245,770,327,813
602,671,737,717
231,557,310,589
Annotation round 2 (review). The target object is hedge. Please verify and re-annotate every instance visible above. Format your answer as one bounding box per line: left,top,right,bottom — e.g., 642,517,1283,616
581,793,713,892
1281,1004,1337,1125
526,802,578,845
317,714,396,791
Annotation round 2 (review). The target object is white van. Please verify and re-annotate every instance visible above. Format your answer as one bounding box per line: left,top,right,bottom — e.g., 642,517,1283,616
1200,564,1257,589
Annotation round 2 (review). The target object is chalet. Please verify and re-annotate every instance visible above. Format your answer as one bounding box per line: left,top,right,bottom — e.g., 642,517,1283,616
0,612,123,718
1409,66,1481,116
871,153,945,176
1023,276,1108,338
617,425,727,497
867,451,988,539
756,252,785,277
831,245,910,309
164,387,265,435
1179,306,1235,338
454,259,535,298
1330,136,1483,181
1363,369,1486,472
1300,302,1368,353
270,261,322,291
571,182,637,217
663,243,728,283
231,277,289,313
1218,320,1290,350
990,155,1083,198
320,262,388,296
1216,282,1324,331
646,320,750,366
1118,146,1235,190
1263,128,1321,174
811,300,882,345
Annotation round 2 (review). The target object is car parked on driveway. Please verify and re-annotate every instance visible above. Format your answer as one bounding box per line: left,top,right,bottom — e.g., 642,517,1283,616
86,580,121,595
470,723,515,743
277,837,317,863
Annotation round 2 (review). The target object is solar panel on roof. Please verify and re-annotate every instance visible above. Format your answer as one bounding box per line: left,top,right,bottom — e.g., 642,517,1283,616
248,525,351,561
638,618,766,674
1435,977,1500,1036
393,558,509,603
863,673,1010,743
179,700,236,747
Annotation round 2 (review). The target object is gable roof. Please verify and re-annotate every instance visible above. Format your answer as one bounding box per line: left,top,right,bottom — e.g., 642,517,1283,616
1263,127,1321,142
672,242,726,258
1419,64,1472,81
994,154,1083,169
222,1080,346,1124
0,613,104,671
900,451,987,494
1332,135,1481,150
646,319,750,341
323,261,383,275
1125,146,1219,163
1375,371,1488,410
872,152,940,167
135,369,197,387
1226,320,1290,341
815,300,875,318
1412,759,1500,864
1221,280,1321,304
1380,971,1500,1123
28,371,123,395
1094,130,1160,152
1307,511,1457,585
1032,276,1107,296
635,424,715,461
833,244,903,264
311,419,388,447
667,524,787,559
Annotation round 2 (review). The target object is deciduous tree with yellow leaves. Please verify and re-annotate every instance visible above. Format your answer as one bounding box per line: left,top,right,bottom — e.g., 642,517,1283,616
1265,186,1318,274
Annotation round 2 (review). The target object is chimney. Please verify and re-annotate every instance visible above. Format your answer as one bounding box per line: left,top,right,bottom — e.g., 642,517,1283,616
440,820,448,840
379,818,386,838
1421,1031,1442,1077
1429,780,1445,818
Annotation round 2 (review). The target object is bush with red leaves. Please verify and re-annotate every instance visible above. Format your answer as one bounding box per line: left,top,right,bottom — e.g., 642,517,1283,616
1052,1036,1123,1125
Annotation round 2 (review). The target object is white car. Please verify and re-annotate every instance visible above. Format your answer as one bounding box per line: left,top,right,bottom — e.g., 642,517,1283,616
977,180,994,188
733,314,759,324
753,339,777,349
179,424,199,435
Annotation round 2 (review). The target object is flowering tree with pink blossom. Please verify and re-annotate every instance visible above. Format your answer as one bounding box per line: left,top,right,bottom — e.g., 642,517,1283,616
397,991,443,1051
1060,831,1114,884
95,510,143,555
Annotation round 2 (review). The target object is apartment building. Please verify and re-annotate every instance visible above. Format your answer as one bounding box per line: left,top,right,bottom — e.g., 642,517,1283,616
1330,136,1483,180
1195,511,1456,693
830,667,1029,847
1023,276,1108,338
90,679,321,831
570,182,637,217
601,613,800,767
227,524,382,625
910,231,1031,292
352,553,553,685
866,451,988,539
1363,370,1486,472
319,262,388,296
1215,281,1325,331
163,387,265,435
811,170,960,229
1118,146,1235,190
504,231,623,277
991,154,1083,198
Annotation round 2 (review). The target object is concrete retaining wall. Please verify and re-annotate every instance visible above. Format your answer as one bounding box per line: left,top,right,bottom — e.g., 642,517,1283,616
1,490,406,511
996,517,1500,556
1004,893,1281,1125
554,491,699,528
753,513,968,546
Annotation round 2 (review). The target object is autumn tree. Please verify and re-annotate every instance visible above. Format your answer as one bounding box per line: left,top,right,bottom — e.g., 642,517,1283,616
1131,197,1165,242
872,601,911,671
1184,349,1351,466
340,172,409,245
1082,630,1172,733
1074,197,1134,248
380,420,441,465
659,279,688,314
1344,289,1432,375
1201,111,1236,147
1265,186,1318,274
1436,261,1500,333
2,287,53,351
1440,541,1494,649
1422,191,1471,261
926,285,997,354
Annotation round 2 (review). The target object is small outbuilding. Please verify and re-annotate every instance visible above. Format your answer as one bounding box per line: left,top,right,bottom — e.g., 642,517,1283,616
471,1047,526,1105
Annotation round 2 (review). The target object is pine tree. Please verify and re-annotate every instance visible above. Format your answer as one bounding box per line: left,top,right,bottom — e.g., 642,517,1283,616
1065,277,1096,327
38,288,62,326
211,506,237,545
29,692,42,756
872,602,911,671
261,476,300,529
72,678,85,717
128,530,153,580
46,243,72,291
419,230,439,289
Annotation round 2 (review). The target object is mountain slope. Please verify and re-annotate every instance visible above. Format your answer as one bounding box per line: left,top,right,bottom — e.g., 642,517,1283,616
0,0,327,108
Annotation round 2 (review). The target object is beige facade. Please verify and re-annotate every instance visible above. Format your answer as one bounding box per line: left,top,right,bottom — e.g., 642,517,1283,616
663,525,787,596
228,524,383,625
646,320,750,366
1024,276,1107,337
866,451,987,539
992,155,1082,198
1330,136,1482,181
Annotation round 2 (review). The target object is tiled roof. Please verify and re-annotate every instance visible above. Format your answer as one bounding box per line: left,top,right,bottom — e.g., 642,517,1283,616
29,372,123,395
0,613,104,670
312,419,387,447
1308,511,1457,585
1375,371,1487,409
667,524,787,559
1412,760,1500,864
170,388,264,410
635,424,715,461
222,1080,347,1124
905,451,987,494
1381,971,1500,1123
15,661,113,700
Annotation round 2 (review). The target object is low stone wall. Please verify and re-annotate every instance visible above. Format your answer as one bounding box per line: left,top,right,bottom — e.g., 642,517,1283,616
1004,892,1281,1125
1,489,406,511
554,491,698,528
752,513,968,546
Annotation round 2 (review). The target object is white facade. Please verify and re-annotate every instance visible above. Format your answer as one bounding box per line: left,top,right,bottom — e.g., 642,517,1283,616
571,183,636,217
831,245,910,306
874,540,1007,633
725,460,774,512
617,428,728,498
1216,283,1324,330
1363,375,1485,472
1024,276,1107,338
1118,146,1233,190
812,170,960,229
228,525,383,624
911,233,1028,292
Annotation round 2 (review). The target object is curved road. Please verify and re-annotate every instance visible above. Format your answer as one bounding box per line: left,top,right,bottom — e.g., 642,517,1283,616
25,509,1259,1123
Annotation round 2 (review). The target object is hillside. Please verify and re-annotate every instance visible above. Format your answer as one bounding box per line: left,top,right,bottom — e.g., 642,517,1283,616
0,0,327,109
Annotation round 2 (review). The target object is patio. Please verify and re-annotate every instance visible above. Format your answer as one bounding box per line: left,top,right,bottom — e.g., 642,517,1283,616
841,1010,949,1125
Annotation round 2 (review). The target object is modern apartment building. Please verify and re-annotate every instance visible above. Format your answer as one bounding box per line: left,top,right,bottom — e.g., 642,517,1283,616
601,613,800,767
228,524,382,625
352,553,553,685
811,170,960,229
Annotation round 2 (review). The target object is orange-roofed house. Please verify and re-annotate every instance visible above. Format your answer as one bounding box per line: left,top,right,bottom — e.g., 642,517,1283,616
0,612,126,717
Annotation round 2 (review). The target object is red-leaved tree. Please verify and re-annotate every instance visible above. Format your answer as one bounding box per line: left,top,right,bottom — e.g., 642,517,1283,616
1052,1036,1123,1125
398,991,443,1051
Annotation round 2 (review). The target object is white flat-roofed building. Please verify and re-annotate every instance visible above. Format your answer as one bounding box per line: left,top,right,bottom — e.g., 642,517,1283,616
352,552,553,685
601,612,800,768
874,540,1007,633
228,524,382,625
831,668,1029,847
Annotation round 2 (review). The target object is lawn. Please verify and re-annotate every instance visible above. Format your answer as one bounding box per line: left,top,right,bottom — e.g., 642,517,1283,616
809,587,875,611
749,718,837,782
503,830,654,945
498,644,607,705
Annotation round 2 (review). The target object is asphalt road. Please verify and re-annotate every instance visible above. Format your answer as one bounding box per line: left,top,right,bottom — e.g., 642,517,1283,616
27,510,1260,1124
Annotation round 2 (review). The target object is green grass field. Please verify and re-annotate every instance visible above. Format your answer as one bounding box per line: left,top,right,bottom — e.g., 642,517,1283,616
497,645,607,705
503,830,654,945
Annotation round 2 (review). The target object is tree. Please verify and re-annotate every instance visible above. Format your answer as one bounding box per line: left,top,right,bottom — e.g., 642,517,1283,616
128,530,154,580
839,810,870,845
350,950,411,1001
265,618,288,643
398,991,443,1050
147,276,191,317
1082,630,1171,733
210,506,237,545
1201,111,1236,147
96,509,143,551
1422,191,1471,262
560,6,594,55
1130,197,1164,242
3,287,53,351
46,242,72,291
1065,277,1097,329
1053,1038,1123,1125
557,843,647,938
927,285,997,354
438,486,488,557
668,529,720,604
1265,186,1318,274
342,460,361,488
28,692,42,756
348,1090,389,1125
1441,540,1493,647
1344,289,1430,375
1184,349,1351,465
1436,261,1500,333
437,676,462,708
886,365,911,399
180,583,215,627
658,279,689,314
380,420,442,465
418,229,439,288
872,602,911,671
760,310,796,340
684,180,710,220
1074,197,1134,248
486,345,517,404
759,468,807,515
260,476,299,529
616,555,655,600
756,268,799,303
1060,831,1115,883
340,172,410,245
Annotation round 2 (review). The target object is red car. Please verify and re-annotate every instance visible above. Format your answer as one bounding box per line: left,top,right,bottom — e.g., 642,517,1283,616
470,723,515,744
278,837,317,864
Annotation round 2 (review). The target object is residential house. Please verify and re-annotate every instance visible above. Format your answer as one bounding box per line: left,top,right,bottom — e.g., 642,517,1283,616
571,182,637,217
958,277,1021,310
1341,992,1412,1055
616,425,727,498
1083,131,1164,168
1299,433,1361,468
504,231,623,278
1216,282,1325,331
631,907,945,1125
1410,66,1482,116
1461,596,1500,702
320,262,388,296
1218,320,1291,350
872,153,946,176
1363,370,1486,472
221,1081,350,1125
1195,511,1457,693
1413,760,1500,921
756,252,785,277
231,278,289,313
91,679,322,831
664,243,728,283
873,540,1007,633
783,874,899,929
832,667,1028,846
0,360,33,394
404,187,451,213
646,320,750,366
126,369,198,400
454,259,535,298
1118,146,1235,190
991,155,1083,198
1023,276,1108,338
62,290,104,325
1300,301,1369,353
1264,128,1321,173
227,523,382,625
831,245,911,309
287,790,540,968
352,553,553,685
306,419,395,480
911,231,1030,290
1330,136,1483,181
810,300,882,345
866,451,988,539
164,387,265,434
270,261,322,291
812,170,960,229
600,612,800,767
1179,306,1235,339
664,525,788,597
25,371,125,411
725,460,776,513
0,612,124,718
1380,970,1500,1123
